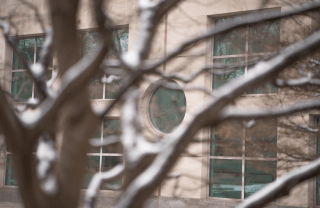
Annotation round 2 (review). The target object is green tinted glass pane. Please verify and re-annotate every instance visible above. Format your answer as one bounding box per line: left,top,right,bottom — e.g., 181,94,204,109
212,58,244,89
89,124,101,154
83,32,101,56
35,37,44,62
209,159,242,199
101,156,122,190
13,38,35,70
5,154,17,186
11,71,33,101
317,176,320,205
245,118,277,158
34,70,52,99
210,120,243,157
148,82,186,133
105,80,122,99
83,156,100,189
103,120,122,153
89,74,103,99
214,18,246,56
245,160,276,198
248,20,280,53
108,28,129,58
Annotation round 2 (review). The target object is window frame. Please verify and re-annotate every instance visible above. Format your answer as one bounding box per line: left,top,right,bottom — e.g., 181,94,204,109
10,36,53,103
313,115,320,207
211,8,281,96
83,117,124,191
207,120,278,200
79,25,129,101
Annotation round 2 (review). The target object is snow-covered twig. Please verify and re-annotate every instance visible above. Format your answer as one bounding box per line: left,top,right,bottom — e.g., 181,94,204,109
84,165,124,208
236,157,320,208
275,77,320,87
36,132,58,195
149,1,320,70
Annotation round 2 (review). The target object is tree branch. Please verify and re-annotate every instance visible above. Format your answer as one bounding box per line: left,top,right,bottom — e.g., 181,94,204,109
236,157,320,208
84,165,124,208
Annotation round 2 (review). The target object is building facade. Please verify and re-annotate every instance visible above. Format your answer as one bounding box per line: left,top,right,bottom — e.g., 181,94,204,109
0,0,319,207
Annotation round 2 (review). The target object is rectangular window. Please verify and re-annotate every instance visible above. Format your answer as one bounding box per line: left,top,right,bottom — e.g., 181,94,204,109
84,119,123,190
315,117,320,205
212,10,280,94
82,27,129,100
209,118,277,199
11,37,52,102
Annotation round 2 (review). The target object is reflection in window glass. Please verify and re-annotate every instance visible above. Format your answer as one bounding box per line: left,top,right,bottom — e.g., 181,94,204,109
214,18,246,56
213,14,280,94
101,156,122,190
212,58,244,89
11,72,33,101
82,29,128,99
248,20,280,53
211,120,243,157
5,154,17,186
245,119,277,158
103,120,122,153
148,81,186,133
245,160,276,198
83,156,100,189
85,119,123,190
13,38,35,70
209,159,242,199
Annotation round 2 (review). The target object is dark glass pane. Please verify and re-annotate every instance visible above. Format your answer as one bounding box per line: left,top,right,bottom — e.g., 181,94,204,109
317,176,320,205
103,120,122,153
245,160,276,198
245,118,277,158
11,71,33,101
209,159,242,199
89,74,103,99
214,18,246,56
5,154,17,186
148,82,186,133
212,58,244,89
89,124,101,154
108,28,129,58
34,70,52,99
83,156,100,189
248,20,280,53
35,37,43,62
83,32,101,56
101,156,122,190
105,80,122,99
210,120,243,157
13,38,35,70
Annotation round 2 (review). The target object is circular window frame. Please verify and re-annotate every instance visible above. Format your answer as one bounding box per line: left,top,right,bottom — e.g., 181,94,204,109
141,79,187,136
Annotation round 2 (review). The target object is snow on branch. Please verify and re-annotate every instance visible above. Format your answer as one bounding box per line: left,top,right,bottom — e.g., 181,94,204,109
236,157,320,208
221,100,320,121
84,165,124,208
276,77,320,87
149,0,320,70
36,132,58,195
0,20,49,100
114,26,320,208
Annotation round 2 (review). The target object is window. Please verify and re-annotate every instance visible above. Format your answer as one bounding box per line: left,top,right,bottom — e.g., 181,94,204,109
82,28,129,99
148,80,187,133
316,117,320,205
212,11,280,94
84,119,123,190
209,119,277,199
11,37,52,102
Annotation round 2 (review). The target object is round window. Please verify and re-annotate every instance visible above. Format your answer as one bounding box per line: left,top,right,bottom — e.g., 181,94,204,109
148,81,186,133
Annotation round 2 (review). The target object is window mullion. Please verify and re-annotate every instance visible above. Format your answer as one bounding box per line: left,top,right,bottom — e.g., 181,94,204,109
242,125,246,200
